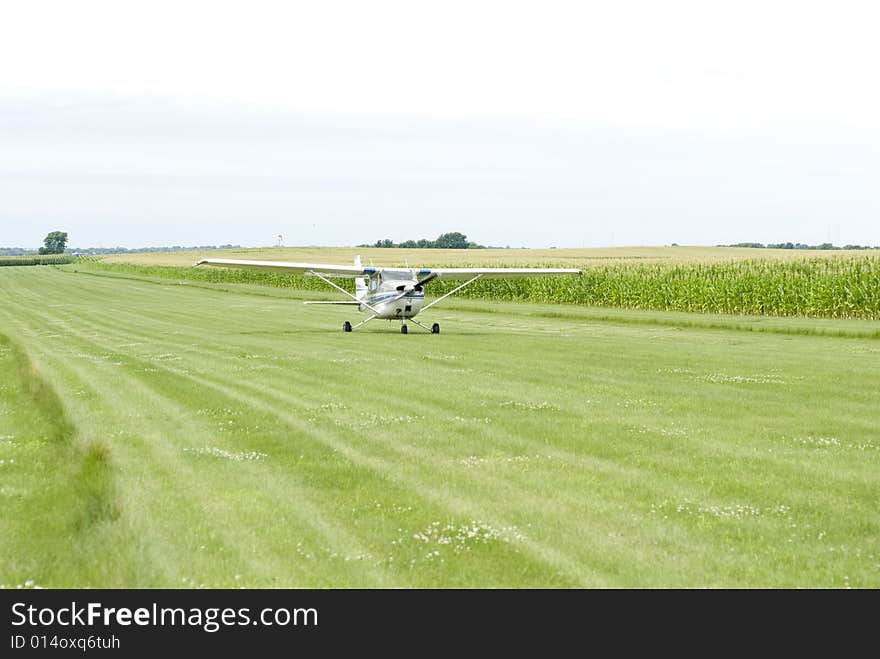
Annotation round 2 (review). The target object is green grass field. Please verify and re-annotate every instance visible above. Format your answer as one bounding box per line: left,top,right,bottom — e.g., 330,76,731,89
2,264,879,587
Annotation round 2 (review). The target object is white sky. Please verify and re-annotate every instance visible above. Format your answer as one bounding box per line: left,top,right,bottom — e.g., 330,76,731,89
1,0,879,247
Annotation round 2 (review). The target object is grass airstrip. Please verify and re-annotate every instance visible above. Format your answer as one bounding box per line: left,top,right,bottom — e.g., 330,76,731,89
1,251,878,587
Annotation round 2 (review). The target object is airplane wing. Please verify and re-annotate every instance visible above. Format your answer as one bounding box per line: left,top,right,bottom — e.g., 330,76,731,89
195,259,374,278
414,267,582,279
195,259,581,279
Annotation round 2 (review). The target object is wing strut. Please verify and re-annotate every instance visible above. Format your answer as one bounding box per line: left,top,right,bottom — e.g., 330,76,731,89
308,271,384,315
351,314,379,330
421,274,483,312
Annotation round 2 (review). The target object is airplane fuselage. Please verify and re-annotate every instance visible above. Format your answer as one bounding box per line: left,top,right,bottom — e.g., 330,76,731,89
359,276,426,319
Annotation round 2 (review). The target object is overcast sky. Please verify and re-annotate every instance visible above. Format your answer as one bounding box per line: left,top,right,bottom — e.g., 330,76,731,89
1,0,878,248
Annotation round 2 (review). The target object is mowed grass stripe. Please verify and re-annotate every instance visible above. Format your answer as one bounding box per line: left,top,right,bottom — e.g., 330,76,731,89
142,364,598,585
0,332,134,587
3,290,414,586
1,268,878,586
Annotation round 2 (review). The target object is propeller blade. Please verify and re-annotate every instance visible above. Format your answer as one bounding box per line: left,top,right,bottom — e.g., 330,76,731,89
413,273,438,291
387,291,409,304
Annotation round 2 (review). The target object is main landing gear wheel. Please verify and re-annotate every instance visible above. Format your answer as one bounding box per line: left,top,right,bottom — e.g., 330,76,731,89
400,325,408,334
343,321,352,332
431,323,440,334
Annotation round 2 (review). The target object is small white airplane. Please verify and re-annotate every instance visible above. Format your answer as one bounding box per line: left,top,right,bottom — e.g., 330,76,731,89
196,256,581,333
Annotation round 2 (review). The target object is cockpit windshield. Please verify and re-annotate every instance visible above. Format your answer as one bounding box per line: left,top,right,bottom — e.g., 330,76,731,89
382,270,413,281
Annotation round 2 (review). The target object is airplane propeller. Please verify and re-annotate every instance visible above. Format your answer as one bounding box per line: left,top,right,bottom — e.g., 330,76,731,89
395,273,437,294
388,274,438,305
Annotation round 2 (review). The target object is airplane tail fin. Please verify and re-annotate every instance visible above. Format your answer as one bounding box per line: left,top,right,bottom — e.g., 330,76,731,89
354,255,367,300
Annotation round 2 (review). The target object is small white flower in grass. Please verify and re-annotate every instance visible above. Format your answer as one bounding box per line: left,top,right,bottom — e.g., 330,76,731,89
183,447,268,462
499,400,561,412
653,500,792,520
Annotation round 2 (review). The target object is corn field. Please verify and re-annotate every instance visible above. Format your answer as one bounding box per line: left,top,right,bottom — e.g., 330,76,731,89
436,257,880,319
86,256,880,319
0,254,74,266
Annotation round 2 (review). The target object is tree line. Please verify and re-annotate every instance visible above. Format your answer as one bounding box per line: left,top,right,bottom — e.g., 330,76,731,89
358,232,490,249
1,240,241,257
722,242,878,250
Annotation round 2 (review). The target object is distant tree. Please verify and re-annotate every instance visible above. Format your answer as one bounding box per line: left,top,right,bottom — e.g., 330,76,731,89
38,231,68,255
434,232,469,249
